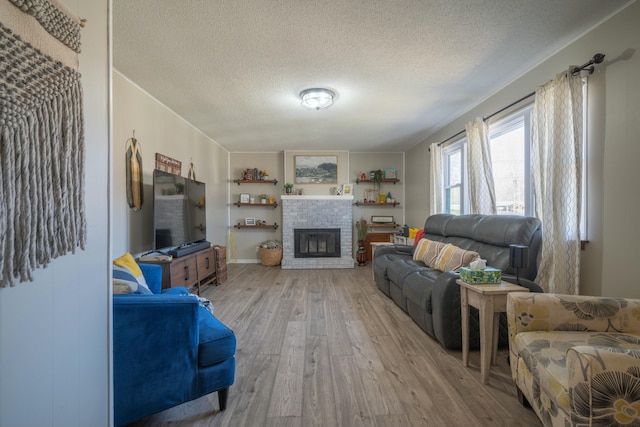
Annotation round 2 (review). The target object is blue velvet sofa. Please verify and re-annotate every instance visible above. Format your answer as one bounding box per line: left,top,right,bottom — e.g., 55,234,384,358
113,264,236,427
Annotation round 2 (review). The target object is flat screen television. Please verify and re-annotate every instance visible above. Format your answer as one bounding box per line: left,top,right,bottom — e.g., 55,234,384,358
153,169,206,250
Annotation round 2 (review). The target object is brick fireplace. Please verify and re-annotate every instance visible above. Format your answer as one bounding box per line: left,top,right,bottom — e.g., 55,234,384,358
281,195,354,269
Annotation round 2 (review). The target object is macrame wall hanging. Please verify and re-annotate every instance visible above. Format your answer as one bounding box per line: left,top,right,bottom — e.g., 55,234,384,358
125,131,143,211
187,159,196,181
0,0,86,287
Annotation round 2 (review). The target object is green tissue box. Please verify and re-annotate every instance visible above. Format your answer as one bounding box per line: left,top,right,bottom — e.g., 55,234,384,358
459,267,502,284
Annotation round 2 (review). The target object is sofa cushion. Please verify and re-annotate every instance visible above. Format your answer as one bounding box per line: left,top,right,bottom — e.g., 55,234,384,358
113,265,152,294
433,243,479,272
113,253,151,294
198,308,237,367
413,238,445,267
403,270,439,314
387,258,428,285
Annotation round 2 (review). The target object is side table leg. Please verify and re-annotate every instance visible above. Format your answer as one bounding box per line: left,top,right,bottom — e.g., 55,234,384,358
492,312,500,365
461,288,469,367
479,295,494,384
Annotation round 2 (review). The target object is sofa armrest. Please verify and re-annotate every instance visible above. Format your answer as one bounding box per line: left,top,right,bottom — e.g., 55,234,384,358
507,293,640,336
113,294,199,426
500,275,543,293
373,244,415,258
430,271,464,349
567,345,640,425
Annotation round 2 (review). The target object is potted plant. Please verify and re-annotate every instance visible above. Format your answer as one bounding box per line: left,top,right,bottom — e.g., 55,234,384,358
284,183,294,194
355,218,368,266
260,169,269,180
174,182,184,194
259,193,268,204
372,169,384,196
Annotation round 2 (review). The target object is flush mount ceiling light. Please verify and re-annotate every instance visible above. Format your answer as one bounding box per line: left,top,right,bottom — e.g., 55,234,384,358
300,88,335,110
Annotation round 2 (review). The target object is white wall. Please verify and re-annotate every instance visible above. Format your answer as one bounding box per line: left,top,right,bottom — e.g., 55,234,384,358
0,1,111,426
405,143,430,230
406,1,640,298
112,72,230,256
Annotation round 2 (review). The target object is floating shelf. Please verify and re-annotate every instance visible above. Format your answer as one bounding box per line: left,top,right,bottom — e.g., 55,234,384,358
233,179,278,185
234,223,279,230
355,178,400,185
233,202,278,208
354,201,400,207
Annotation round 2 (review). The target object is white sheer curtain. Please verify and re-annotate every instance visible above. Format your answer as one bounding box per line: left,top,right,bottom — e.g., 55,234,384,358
465,117,497,214
429,143,443,215
531,70,583,294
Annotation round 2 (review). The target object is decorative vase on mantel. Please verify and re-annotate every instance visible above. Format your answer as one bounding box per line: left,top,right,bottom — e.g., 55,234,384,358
356,240,367,266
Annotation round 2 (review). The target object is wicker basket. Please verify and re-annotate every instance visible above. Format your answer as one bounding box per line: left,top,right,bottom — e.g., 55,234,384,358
259,247,282,266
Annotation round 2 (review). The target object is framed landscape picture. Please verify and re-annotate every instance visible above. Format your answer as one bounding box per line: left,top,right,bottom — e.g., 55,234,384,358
294,155,338,184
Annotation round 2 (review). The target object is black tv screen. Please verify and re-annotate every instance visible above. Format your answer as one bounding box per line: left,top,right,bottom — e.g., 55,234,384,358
153,169,206,250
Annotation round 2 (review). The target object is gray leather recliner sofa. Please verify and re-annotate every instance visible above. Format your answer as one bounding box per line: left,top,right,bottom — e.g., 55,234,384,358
373,214,542,350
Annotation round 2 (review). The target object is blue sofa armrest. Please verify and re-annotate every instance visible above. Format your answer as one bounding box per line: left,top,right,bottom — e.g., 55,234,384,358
138,263,163,294
113,294,199,426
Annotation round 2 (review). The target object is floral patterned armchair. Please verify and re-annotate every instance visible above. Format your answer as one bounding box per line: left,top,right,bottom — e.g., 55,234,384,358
507,292,640,427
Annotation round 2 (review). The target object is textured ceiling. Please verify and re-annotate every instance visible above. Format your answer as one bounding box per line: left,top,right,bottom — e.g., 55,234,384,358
113,0,629,152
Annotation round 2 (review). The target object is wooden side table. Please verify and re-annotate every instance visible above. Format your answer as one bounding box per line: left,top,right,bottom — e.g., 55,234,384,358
457,279,529,384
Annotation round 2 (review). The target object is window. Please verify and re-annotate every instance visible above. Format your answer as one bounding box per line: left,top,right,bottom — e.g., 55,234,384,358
439,81,587,240
441,107,533,216
443,142,466,215
489,107,532,216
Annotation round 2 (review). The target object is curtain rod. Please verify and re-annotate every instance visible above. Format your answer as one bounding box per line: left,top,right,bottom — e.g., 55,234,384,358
432,53,605,149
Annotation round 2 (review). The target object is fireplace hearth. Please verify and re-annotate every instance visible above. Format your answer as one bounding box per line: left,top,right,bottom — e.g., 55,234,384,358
294,228,340,258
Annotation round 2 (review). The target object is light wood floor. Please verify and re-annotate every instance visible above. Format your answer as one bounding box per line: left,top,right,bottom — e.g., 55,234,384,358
127,264,541,427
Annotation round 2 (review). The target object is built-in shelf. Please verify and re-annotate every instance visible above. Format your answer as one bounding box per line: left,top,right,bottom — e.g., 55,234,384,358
233,202,278,208
354,201,400,207
355,178,400,185
234,223,279,230
367,223,398,228
233,179,278,185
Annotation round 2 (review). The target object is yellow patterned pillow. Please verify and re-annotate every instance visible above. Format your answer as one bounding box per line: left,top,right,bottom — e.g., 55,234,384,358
413,239,445,267
434,243,480,272
113,252,150,293
114,252,143,277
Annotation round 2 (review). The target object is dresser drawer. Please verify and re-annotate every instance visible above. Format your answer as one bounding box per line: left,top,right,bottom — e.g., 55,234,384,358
170,256,198,288
196,248,216,279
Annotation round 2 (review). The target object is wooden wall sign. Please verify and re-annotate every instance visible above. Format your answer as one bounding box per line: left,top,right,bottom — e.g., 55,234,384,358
155,153,182,175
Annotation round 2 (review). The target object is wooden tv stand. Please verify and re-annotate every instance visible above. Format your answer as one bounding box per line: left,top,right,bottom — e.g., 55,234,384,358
139,246,218,294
